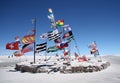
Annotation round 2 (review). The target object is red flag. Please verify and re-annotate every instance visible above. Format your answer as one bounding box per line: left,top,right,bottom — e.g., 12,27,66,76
74,52,79,58
78,55,87,62
6,42,19,50
56,42,68,49
62,31,73,39
54,38,62,43
63,50,70,56
21,34,35,44
21,43,34,54
13,50,23,57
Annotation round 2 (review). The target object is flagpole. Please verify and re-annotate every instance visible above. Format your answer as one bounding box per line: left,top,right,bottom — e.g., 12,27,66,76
45,39,47,61
74,39,81,56
33,18,36,64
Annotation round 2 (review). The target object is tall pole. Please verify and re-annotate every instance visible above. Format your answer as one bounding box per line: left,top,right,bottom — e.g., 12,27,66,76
32,18,36,63
74,39,81,56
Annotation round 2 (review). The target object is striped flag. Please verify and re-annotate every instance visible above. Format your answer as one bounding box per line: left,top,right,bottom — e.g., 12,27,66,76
36,42,47,52
21,34,35,44
56,19,64,27
48,29,60,41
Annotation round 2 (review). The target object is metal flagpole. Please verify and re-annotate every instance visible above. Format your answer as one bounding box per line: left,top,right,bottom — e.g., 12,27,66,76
73,39,81,56
32,18,36,64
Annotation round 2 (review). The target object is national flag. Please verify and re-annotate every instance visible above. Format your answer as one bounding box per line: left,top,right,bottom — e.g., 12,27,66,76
15,36,20,42
88,42,97,49
48,29,60,41
74,52,79,58
48,12,56,28
88,41,99,57
51,21,57,28
21,43,34,54
21,34,35,44
40,33,48,39
36,42,47,52
90,48,99,57
48,14,54,20
56,19,64,26
6,42,19,50
54,38,62,43
78,55,87,62
47,46,59,53
62,31,73,39
62,25,71,31
56,42,68,49
15,36,21,45
13,50,23,57
48,8,53,13
67,35,74,43
63,50,70,56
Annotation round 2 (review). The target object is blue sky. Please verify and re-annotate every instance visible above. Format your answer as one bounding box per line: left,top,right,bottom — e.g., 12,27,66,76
0,0,120,56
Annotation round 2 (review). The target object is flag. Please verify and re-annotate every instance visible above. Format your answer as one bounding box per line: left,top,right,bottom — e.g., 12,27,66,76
48,29,60,41
13,50,23,57
78,55,87,62
67,35,74,43
6,42,19,50
90,48,99,57
15,36,20,42
40,33,48,39
88,42,97,49
47,46,59,53
36,42,47,52
62,31,73,39
88,41,99,57
62,25,71,31
63,50,70,56
21,43,34,54
74,52,79,58
15,36,21,45
54,38,62,43
56,19,64,27
48,8,53,13
21,34,35,44
56,42,68,49
48,9,56,28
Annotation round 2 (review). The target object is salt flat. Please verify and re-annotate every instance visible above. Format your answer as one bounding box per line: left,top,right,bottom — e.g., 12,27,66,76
0,55,120,83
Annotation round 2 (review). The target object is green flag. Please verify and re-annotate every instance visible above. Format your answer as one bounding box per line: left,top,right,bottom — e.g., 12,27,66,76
47,46,59,53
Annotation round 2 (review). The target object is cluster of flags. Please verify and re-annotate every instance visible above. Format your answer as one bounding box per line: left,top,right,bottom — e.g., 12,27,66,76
6,8,100,61
48,8,56,28
6,30,35,57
